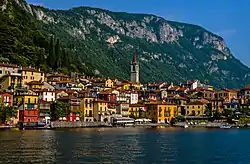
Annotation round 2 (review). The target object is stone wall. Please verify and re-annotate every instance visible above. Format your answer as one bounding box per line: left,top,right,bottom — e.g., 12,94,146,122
51,121,112,128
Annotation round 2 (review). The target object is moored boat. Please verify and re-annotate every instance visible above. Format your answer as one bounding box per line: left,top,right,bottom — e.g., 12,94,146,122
220,125,232,129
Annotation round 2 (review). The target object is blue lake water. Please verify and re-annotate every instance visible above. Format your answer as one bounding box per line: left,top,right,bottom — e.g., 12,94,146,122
0,128,249,164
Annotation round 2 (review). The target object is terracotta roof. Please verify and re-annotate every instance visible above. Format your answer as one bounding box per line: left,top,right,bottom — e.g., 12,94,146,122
148,82,164,87
0,92,13,95
65,90,77,94
149,100,177,105
129,104,146,107
0,63,18,68
186,101,205,105
27,81,43,85
47,73,69,78
57,96,79,100
168,86,180,91
21,67,41,72
56,81,76,84
94,99,108,103
33,89,54,93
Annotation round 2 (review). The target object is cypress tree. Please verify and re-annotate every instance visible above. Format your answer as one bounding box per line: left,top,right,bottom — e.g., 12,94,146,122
55,39,61,69
47,36,56,69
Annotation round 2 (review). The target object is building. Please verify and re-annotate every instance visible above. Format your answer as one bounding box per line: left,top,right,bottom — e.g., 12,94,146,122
19,109,39,123
185,101,207,117
55,81,82,91
0,63,19,77
26,81,44,90
57,96,81,122
146,101,178,123
0,92,13,106
18,67,45,86
116,103,130,116
36,89,55,102
0,73,22,91
80,97,94,122
130,51,139,83
93,99,109,122
14,90,39,123
39,100,51,124
14,90,39,110
216,89,238,103
98,90,117,114
105,78,114,88
128,104,146,118
130,91,139,104
46,73,70,83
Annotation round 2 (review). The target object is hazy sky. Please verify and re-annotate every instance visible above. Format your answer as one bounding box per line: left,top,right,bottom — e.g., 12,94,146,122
27,0,250,66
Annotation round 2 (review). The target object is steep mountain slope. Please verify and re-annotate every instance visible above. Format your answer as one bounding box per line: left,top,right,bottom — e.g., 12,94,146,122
1,0,250,88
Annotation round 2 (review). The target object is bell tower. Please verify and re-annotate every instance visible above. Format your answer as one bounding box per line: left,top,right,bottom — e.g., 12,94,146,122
130,50,139,83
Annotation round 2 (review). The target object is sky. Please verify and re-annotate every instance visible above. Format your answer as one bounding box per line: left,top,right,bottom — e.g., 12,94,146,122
27,0,250,66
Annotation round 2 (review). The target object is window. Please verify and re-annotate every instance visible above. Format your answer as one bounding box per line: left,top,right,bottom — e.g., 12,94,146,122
45,92,47,95
25,71,27,74
34,98,37,104
0,70,2,74
28,98,30,103
32,72,33,75
198,106,200,109
187,111,189,115
198,111,201,115
192,106,194,109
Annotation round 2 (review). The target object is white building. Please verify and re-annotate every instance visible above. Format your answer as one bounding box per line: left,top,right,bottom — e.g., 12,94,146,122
130,92,138,104
38,89,56,102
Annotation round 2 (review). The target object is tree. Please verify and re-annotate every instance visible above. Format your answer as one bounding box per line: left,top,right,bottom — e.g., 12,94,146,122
213,109,222,120
0,101,17,124
55,101,67,120
55,39,61,69
47,36,56,69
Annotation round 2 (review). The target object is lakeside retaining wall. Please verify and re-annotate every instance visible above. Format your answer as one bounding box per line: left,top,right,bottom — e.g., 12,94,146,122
51,121,112,128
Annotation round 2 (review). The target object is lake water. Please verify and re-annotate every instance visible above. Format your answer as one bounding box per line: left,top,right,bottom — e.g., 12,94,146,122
0,128,249,164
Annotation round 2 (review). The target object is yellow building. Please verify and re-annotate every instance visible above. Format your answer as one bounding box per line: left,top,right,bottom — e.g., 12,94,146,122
14,90,39,110
146,101,178,123
19,67,45,85
105,79,114,88
93,99,108,122
0,74,22,90
128,104,146,118
80,97,94,122
27,81,44,90
185,101,206,116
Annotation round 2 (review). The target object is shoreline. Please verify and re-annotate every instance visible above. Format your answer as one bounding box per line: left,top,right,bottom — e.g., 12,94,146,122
1,123,249,130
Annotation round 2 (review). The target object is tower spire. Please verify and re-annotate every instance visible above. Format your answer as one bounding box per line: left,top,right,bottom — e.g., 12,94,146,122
132,50,136,63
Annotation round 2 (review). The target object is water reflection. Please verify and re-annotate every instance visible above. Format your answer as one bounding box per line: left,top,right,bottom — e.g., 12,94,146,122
0,128,250,164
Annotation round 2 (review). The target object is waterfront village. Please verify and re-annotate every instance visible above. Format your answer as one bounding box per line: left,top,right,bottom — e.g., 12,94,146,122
0,52,250,129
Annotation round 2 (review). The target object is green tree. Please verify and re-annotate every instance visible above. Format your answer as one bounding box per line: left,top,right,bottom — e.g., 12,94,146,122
213,109,222,120
0,101,17,124
55,39,61,69
47,36,56,69
55,101,67,120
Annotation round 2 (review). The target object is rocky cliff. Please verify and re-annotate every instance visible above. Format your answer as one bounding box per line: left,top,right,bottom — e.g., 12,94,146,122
1,0,250,88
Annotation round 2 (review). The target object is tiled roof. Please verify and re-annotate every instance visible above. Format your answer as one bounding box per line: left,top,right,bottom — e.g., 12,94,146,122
186,101,205,105
0,63,18,68
94,99,108,103
27,81,43,85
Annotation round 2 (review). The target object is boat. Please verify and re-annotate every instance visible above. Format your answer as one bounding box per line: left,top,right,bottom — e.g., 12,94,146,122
220,125,232,129
184,125,189,128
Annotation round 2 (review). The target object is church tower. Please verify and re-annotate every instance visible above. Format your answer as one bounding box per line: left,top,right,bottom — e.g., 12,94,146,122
130,51,139,83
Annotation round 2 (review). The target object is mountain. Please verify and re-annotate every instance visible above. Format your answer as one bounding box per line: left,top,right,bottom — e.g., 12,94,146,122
1,0,250,88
